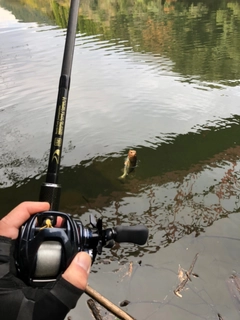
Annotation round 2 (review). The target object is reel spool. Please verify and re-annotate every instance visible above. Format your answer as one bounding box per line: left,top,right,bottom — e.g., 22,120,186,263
16,211,148,286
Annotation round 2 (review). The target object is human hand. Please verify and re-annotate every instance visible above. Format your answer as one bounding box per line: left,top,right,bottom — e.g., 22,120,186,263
0,201,91,290
0,201,50,239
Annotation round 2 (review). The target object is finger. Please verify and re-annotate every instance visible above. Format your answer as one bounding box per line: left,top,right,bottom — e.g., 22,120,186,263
4,201,50,228
0,201,50,239
62,252,91,290
56,216,64,227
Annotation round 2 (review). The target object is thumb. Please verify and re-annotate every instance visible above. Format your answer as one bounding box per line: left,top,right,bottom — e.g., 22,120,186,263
62,252,91,290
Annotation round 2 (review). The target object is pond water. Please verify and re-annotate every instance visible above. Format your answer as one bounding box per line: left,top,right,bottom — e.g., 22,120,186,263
1,0,240,319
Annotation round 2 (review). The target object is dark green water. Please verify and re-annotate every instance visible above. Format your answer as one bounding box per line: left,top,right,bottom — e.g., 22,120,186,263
1,0,240,319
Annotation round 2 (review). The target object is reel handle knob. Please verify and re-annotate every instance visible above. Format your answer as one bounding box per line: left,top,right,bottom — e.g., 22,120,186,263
114,225,148,245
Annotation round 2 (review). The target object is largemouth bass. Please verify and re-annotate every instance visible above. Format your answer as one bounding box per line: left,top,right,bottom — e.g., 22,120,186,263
118,149,137,180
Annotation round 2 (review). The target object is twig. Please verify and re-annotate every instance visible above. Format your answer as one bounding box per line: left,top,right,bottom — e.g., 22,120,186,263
186,252,199,279
174,253,199,297
87,299,103,320
85,285,135,320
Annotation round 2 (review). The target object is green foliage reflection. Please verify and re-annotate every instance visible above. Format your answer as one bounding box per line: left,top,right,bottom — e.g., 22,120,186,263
1,0,240,83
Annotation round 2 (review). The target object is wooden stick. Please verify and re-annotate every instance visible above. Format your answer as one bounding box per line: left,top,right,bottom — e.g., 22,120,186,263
87,299,103,320
85,284,135,320
174,253,199,297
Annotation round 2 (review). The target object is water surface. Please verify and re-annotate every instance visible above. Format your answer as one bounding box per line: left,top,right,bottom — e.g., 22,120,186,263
1,0,240,319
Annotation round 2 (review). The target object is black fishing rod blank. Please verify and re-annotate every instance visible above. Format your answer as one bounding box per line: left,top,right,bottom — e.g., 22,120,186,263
39,0,80,211
16,0,149,287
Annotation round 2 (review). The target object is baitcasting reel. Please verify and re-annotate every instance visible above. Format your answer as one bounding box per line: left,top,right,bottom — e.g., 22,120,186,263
16,211,148,286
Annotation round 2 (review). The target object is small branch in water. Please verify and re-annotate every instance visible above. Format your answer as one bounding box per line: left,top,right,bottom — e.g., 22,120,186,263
174,253,199,298
87,299,103,320
85,284,135,320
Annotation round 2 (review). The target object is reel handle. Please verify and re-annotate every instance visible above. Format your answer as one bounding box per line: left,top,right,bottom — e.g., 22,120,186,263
113,225,148,245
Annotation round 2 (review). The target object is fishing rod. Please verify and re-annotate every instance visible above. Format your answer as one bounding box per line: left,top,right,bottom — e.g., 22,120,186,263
16,0,148,288
39,0,80,212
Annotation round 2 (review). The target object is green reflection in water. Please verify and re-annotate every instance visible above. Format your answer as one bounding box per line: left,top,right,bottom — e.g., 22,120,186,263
1,115,240,254
1,0,240,84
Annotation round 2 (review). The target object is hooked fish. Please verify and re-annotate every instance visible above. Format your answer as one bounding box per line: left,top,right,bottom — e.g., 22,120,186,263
118,149,137,180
